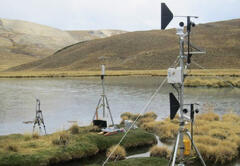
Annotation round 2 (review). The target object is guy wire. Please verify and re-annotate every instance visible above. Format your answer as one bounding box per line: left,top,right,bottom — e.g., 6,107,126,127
102,57,180,166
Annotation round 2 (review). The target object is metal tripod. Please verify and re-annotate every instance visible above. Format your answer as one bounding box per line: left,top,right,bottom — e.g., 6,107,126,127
33,99,47,135
92,72,114,127
168,128,206,166
168,27,206,166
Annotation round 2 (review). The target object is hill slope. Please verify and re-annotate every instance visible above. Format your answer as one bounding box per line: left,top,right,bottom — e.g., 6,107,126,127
8,19,240,71
67,30,126,42
0,18,79,70
0,18,126,70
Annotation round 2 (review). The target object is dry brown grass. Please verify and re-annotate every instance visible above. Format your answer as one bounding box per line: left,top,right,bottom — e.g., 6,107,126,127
120,112,157,126
139,110,240,164
0,69,239,78
6,144,19,152
106,145,126,161
69,123,80,134
32,132,40,139
52,131,70,146
185,76,240,88
150,145,170,159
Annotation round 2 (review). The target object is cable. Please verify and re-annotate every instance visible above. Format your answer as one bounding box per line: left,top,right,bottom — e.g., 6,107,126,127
102,77,167,165
102,55,181,165
192,60,235,88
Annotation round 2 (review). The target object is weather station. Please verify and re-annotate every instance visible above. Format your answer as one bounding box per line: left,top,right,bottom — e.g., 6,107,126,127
161,3,206,166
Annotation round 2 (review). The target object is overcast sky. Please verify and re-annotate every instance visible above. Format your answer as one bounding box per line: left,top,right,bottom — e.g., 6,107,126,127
0,0,240,31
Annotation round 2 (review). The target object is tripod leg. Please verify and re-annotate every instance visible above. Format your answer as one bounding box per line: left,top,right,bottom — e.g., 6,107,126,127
168,133,178,166
169,131,180,166
105,96,115,127
41,120,47,135
33,122,36,134
102,95,106,118
186,131,206,166
40,113,47,135
92,97,103,121
43,125,47,135
38,123,42,134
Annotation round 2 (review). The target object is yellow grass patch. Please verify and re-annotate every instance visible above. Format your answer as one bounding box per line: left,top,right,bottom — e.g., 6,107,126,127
138,111,240,164
106,145,126,161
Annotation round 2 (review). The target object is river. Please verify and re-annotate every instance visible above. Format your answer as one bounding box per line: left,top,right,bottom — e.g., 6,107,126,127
0,76,239,135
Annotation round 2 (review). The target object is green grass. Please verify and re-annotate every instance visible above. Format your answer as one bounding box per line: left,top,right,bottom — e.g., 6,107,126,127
0,127,156,166
88,157,168,166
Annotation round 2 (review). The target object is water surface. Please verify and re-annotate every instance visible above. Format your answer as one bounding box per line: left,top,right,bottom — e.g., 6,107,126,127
0,76,239,135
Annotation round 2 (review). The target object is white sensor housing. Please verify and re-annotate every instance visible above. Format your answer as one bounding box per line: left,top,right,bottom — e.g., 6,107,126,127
167,67,183,84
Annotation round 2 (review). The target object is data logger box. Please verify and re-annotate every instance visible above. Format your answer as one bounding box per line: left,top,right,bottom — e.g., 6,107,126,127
167,67,183,84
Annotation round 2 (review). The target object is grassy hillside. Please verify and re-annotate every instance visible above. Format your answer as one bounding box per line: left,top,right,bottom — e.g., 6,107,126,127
0,18,125,71
67,30,126,42
8,19,240,71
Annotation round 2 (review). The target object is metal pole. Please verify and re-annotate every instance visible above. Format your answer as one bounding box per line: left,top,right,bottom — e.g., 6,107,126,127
171,131,180,166
178,30,185,163
105,96,115,127
101,77,105,119
186,131,206,166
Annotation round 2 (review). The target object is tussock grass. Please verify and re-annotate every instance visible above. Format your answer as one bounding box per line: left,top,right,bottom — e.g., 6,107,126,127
120,112,157,126
52,131,70,146
185,76,240,88
32,132,40,139
6,144,19,152
0,69,239,79
150,145,170,159
0,126,155,166
106,145,126,161
137,110,240,164
197,111,220,121
23,133,32,141
69,123,80,134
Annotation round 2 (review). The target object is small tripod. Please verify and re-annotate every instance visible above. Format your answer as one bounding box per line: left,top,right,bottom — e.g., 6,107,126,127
92,65,115,127
33,99,47,135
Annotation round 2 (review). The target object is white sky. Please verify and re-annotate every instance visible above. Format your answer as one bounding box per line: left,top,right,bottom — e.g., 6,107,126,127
0,0,240,31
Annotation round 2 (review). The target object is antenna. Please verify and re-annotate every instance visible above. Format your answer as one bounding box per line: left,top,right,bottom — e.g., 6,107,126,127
161,3,206,166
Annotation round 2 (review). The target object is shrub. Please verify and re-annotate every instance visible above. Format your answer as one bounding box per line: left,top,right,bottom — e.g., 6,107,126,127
150,145,170,159
70,124,79,134
106,145,126,161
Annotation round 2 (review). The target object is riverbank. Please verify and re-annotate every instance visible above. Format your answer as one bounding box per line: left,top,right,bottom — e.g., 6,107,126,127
89,157,168,166
185,77,240,88
0,69,239,78
0,69,239,88
0,126,156,166
138,112,240,164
